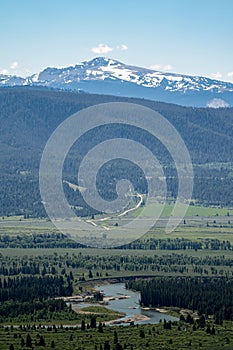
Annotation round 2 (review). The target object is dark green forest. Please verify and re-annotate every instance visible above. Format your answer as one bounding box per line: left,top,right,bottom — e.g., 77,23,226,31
0,232,233,251
0,273,73,323
0,87,233,217
127,277,233,321
1,251,233,281
0,275,73,302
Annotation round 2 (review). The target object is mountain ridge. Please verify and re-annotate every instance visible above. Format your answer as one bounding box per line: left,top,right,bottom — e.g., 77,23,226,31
1,57,233,107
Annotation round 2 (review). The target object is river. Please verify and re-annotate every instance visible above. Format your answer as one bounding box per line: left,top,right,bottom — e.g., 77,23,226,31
80,282,178,325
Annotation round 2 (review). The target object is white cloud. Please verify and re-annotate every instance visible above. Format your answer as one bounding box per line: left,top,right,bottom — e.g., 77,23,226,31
150,64,161,70
150,64,173,71
0,69,9,75
227,71,233,78
163,64,173,71
210,72,222,79
117,44,128,51
207,98,229,108
91,44,113,54
10,61,19,69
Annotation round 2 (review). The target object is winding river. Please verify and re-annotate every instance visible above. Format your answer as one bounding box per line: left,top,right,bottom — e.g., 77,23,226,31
95,282,178,325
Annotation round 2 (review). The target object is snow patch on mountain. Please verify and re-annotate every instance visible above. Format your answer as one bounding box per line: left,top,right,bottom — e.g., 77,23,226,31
1,57,233,107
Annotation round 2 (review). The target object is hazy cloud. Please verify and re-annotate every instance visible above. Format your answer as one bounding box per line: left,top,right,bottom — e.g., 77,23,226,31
0,69,9,75
91,44,113,54
227,71,233,78
150,64,161,70
150,64,173,71
207,98,229,108
117,44,128,51
163,64,173,71
210,72,222,79
10,61,19,69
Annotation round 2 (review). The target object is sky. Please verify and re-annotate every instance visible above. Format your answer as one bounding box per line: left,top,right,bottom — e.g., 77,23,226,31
1,0,233,81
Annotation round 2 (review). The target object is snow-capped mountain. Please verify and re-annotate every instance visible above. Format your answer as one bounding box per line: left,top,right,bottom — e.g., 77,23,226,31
1,57,233,107
0,74,25,86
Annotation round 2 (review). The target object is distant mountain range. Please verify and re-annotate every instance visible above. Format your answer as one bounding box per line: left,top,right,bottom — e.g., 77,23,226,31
1,57,233,107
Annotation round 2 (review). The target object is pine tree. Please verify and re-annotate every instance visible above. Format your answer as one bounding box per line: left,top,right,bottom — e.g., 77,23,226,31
98,322,103,333
38,335,45,346
114,330,118,344
90,317,97,329
104,340,110,350
211,326,216,335
139,329,145,338
26,334,32,348
81,320,86,331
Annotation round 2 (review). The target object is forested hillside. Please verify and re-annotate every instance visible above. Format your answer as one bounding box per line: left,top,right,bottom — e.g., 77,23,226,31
0,87,233,217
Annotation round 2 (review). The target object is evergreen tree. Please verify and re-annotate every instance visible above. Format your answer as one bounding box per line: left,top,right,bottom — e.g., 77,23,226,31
114,330,118,344
139,329,145,338
81,320,86,331
211,326,216,335
98,322,103,333
104,340,110,350
38,335,45,346
206,325,211,334
90,317,97,329
26,334,32,348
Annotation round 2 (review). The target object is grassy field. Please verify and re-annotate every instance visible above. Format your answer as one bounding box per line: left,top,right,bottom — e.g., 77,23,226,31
1,212,233,242
1,202,233,234
0,306,125,326
147,225,233,244
1,246,233,258
0,320,233,350
134,203,233,217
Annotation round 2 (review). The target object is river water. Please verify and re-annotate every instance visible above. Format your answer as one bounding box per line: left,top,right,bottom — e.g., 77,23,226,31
95,282,178,325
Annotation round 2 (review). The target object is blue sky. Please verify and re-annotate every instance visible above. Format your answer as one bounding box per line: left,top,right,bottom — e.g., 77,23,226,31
1,0,233,81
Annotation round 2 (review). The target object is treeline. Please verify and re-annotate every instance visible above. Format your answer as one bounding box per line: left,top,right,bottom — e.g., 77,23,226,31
0,275,73,302
122,237,233,251
1,232,233,251
0,274,74,323
1,252,233,279
0,298,74,323
0,232,83,249
127,276,233,321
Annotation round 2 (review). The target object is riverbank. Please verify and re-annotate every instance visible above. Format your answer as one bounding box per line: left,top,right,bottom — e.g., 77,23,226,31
70,281,179,325
141,306,200,320
106,313,150,325
95,282,178,325
71,304,125,322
